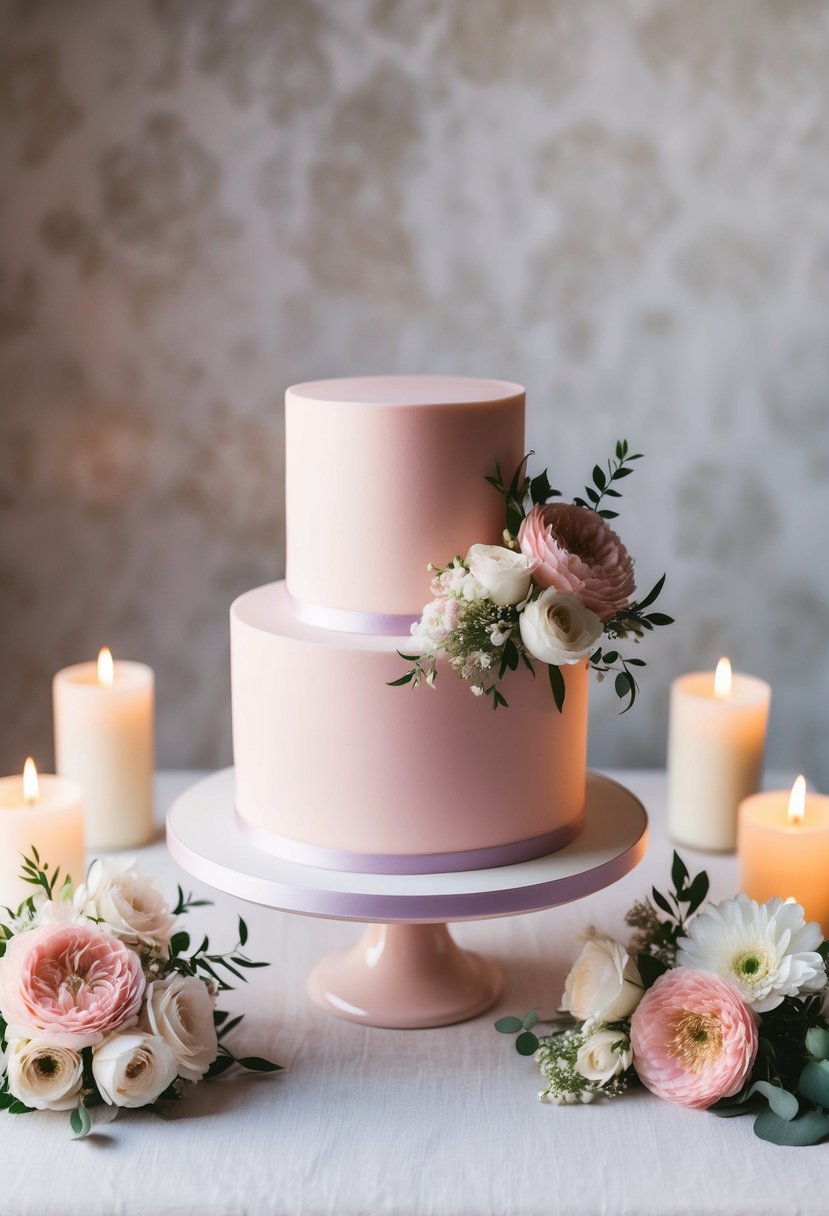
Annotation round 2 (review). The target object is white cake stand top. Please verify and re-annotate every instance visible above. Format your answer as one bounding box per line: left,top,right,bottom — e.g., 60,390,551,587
166,769,648,925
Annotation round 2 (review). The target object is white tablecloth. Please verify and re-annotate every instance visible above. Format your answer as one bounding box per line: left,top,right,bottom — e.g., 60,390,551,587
3,771,825,1216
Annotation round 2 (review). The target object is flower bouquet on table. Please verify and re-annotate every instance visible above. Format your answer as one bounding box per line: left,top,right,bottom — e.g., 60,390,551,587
392,441,672,710
0,850,280,1138
496,853,829,1146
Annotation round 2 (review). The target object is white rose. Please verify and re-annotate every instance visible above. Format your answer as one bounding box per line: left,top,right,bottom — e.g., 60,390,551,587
92,1032,179,1108
140,974,218,1082
561,935,643,1021
6,1038,84,1111
74,858,175,954
519,589,602,666
575,1025,633,1084
466,544,536,607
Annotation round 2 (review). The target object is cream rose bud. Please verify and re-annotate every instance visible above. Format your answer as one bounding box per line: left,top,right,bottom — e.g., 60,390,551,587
466,544,537,607
92,1032,179,1108
575,1026,633,1085
561,935,644,1022
7,1038,84,1111
519,589,602,666
74,858,175,955
141,974,218,1082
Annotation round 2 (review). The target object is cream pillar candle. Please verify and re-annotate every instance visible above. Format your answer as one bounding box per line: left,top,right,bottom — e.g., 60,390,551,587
667,658,771,852
0,759,85,910
738,777,829,933
53,648,155,850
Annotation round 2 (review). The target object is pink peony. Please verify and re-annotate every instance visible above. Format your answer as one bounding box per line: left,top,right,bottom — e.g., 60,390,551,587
630,968,758,1109
0,921,146,1049
518,503,635,621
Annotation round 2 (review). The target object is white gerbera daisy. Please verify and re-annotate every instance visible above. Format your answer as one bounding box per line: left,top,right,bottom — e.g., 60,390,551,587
675,893,827,1013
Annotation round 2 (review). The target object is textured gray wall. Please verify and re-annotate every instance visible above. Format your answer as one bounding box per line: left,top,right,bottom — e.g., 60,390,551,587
2,0,828,789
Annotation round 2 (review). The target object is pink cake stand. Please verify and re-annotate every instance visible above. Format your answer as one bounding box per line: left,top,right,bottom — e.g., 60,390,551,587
166,769,647,1030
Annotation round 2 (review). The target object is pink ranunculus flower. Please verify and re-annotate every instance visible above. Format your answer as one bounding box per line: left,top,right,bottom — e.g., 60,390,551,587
518,503,635,621
0,921,146,1050
630,968,758,1109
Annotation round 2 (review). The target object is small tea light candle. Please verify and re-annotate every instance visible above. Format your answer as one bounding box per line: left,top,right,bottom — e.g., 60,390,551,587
738,776,829,933
53,647,155,850
667,658,771,851
0,758,85,910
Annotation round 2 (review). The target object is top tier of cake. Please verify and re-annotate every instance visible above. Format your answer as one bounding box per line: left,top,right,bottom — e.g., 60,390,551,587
285,375,525,618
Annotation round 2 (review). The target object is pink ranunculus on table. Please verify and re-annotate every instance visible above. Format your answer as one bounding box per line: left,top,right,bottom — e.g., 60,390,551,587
0,920,146,1048
630,966,758,1109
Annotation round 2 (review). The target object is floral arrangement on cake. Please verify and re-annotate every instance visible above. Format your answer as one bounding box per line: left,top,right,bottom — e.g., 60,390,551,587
0,850,279,1138
391,441,672,710
495,853,829,1146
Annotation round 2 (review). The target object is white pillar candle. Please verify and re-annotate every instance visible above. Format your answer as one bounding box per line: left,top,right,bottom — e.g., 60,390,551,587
667,658,771,852
0,759,85,911
738,777,829,933
53,648,155,850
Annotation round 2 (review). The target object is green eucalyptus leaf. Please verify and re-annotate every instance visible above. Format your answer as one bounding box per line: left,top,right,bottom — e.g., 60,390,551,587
754,1108,829,1147
798,1059,829,1108
515,1032,539,1056
748,1081,799,1121
494,1016,523,1034
69,1106,92,1139
615,671,631,700
806,1027,829,1061
522,1010,538,1030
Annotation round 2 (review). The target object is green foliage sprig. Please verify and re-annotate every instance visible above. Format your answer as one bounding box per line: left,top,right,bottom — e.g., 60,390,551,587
484,451,560,538
572,439,642,520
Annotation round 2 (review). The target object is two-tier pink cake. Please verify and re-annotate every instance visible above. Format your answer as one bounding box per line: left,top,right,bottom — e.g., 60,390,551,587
230,375,589,874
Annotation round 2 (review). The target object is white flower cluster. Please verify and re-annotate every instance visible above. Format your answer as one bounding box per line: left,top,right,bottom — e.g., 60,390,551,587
538,894,828,1109
537,1021,633,1106
2,858,218,1115
409,545,601,700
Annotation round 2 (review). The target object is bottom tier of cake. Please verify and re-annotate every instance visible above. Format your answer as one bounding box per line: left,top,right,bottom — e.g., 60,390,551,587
230,582,588,874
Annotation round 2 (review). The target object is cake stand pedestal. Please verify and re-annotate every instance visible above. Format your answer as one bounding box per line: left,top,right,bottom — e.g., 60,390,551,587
167,769,647,1029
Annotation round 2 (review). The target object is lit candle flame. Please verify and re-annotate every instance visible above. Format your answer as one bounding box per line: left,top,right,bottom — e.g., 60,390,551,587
713,656,732,699
23,757,39,805
787,775,806,826
97,646,114,686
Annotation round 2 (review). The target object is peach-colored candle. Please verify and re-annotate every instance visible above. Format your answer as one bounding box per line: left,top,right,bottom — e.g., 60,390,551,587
667,658,771,852
53,647,154,850
0,758,85,910
738,776,829,933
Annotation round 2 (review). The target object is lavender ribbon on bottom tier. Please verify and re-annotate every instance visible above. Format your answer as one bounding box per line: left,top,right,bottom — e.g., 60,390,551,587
234,808,585,875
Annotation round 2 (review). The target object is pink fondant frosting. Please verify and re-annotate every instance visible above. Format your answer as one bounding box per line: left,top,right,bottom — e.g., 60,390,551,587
231,583,588,869
285,376,525,617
